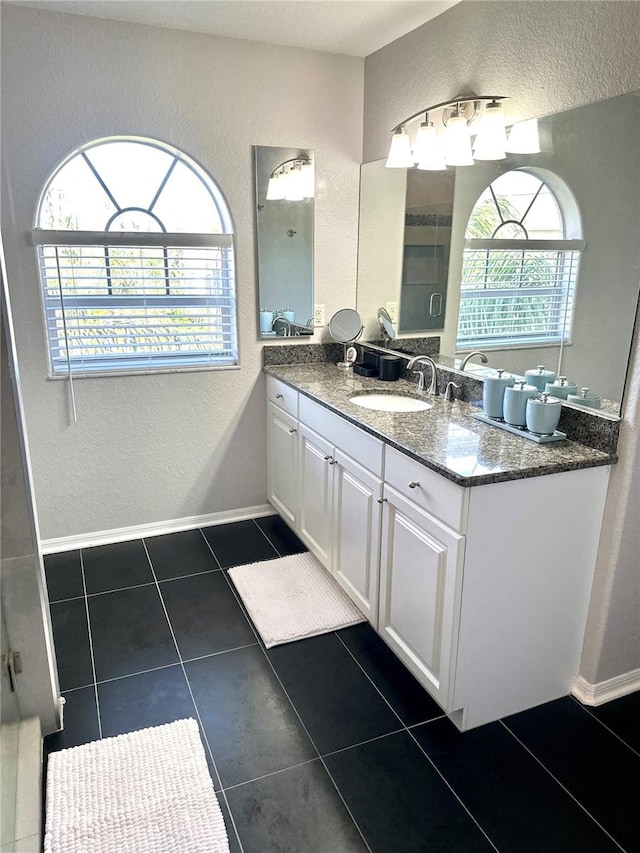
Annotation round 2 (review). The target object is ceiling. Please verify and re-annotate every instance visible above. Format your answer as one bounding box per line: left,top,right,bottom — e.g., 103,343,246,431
6,0,460,57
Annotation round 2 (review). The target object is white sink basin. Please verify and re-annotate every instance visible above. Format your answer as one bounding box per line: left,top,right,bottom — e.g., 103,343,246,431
349,393,432,413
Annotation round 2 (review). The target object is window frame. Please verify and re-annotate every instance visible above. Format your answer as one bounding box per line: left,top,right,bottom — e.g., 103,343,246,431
32,138,239,379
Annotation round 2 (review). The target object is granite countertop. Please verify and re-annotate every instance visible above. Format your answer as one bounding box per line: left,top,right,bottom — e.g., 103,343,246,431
264,363,616,487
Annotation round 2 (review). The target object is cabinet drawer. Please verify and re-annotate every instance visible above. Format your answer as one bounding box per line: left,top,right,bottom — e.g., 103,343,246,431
266,375,298,418
384,445,467,532
299,395,383,477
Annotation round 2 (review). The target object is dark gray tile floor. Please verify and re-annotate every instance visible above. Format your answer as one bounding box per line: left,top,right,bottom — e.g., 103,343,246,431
44,516,640,852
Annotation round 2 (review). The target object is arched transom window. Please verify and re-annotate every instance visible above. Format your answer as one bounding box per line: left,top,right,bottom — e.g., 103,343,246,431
33,138,238,376
456,170,585,350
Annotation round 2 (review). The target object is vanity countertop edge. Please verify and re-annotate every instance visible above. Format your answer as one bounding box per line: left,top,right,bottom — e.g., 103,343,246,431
264,363,616,487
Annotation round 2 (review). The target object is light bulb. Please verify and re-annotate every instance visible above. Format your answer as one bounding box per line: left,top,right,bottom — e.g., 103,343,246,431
444,114,474,166
386,128,414,168
284,165,303,201
299,161,314,198
414,123,447,171
266,173,285,200
473,100,507,160
506,118,541,154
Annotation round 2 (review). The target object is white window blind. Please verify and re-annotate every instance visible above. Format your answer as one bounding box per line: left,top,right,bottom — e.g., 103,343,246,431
457,239,584,350
33,137,239,379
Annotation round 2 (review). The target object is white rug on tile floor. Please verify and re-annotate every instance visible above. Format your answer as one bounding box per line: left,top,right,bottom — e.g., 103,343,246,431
44,718,229,853
229,551,366,648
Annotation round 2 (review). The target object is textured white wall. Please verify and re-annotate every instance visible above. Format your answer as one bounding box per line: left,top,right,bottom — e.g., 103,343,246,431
0,4,363,540
363,0,640,685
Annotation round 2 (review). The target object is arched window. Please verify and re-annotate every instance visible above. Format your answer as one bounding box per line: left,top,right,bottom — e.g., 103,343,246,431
33,138,238,376
456,169,584,350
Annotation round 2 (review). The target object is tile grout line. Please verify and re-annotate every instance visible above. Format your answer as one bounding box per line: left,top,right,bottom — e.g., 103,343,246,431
216,559,374,853
222,757,321,793
92,643,261,687
405,727,501,853
79,550,103,740
569,695,640,760
499,719,628,852
141,540,247,853
197,528,225,570
250,517,283,558
334,632,500,853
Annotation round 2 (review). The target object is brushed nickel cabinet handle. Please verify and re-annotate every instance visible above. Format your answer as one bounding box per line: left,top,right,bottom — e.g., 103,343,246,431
324,455,333,462
289,428,297,434
377,497,387,504
329,459,338,465
275,393,284,399
409,481,420,489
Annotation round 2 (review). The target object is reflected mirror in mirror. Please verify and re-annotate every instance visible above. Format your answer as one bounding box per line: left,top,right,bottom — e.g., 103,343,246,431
357,92,640,414
254,145,314,338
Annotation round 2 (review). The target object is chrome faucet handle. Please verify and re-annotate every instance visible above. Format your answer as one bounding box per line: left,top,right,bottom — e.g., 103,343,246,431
444,381,461,402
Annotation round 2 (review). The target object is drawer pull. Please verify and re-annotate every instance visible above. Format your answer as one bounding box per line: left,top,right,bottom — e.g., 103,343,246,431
324,455,333,462
289,428,297,434
275,393,284,399
377,497,387,504
329,459,338,465
409,481,420,489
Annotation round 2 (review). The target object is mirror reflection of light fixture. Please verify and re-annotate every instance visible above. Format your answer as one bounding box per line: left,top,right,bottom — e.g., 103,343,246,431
266,156,314,200
384,95,542,170
506,118,541,154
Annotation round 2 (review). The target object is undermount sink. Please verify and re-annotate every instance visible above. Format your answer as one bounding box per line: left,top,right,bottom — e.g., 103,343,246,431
349,393,432,413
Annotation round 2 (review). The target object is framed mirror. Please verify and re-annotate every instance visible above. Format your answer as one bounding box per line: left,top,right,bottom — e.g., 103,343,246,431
357,92,640,414
254,145,314,337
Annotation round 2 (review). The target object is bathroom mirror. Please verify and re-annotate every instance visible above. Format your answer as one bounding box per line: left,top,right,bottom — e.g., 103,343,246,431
254,145,314,337
357,92,640,414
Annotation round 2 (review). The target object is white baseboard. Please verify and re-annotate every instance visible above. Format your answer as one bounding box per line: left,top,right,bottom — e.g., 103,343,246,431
572,668,640,706
41,504,276,554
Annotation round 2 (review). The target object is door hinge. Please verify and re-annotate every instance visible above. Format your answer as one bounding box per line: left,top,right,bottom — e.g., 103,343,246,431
1,650,23,692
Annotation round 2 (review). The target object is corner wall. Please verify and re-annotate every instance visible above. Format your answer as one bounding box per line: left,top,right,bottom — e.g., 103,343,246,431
363,0,640,686
0,4,363,540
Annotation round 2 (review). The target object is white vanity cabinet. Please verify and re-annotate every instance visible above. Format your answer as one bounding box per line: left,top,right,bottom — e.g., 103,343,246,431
378,484,465,711
265,373,611,731
266,376,299,528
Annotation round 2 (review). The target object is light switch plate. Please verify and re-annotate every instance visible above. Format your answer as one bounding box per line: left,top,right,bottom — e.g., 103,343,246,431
386,301,399,323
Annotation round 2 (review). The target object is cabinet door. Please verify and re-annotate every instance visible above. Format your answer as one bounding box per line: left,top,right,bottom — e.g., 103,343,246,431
378,485,464,710
298,423,334,568
332,450,382,624
267,402,299,528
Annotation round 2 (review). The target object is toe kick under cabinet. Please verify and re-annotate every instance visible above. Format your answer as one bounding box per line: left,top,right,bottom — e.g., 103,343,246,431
266,375,610,731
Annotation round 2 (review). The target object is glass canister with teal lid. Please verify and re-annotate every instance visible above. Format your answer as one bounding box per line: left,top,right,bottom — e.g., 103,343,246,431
482,369,515,419
525,365,556,392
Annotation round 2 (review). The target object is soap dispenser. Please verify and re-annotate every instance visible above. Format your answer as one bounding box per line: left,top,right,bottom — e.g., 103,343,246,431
482,369,515,419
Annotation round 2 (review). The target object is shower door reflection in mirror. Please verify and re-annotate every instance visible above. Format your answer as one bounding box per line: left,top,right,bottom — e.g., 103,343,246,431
254,145,314,338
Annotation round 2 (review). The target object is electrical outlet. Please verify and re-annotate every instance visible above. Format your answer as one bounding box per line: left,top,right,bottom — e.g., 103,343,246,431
386,301,399,323
314,304,325,327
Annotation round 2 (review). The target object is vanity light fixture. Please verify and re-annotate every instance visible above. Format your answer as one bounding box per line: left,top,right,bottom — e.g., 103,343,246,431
266,156,314,200
386,95,528,170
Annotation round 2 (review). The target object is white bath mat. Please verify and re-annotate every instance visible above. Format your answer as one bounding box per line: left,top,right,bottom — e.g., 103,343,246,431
44,718,229,853
229,552,366,648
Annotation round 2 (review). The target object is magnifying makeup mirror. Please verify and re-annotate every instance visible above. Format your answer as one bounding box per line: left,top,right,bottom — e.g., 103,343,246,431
377,306,396,343
328,308,363,368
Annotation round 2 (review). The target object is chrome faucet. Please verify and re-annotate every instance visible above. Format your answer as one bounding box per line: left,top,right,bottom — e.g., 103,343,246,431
272,316,292,337
460,351,488,371
406,355,438,396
